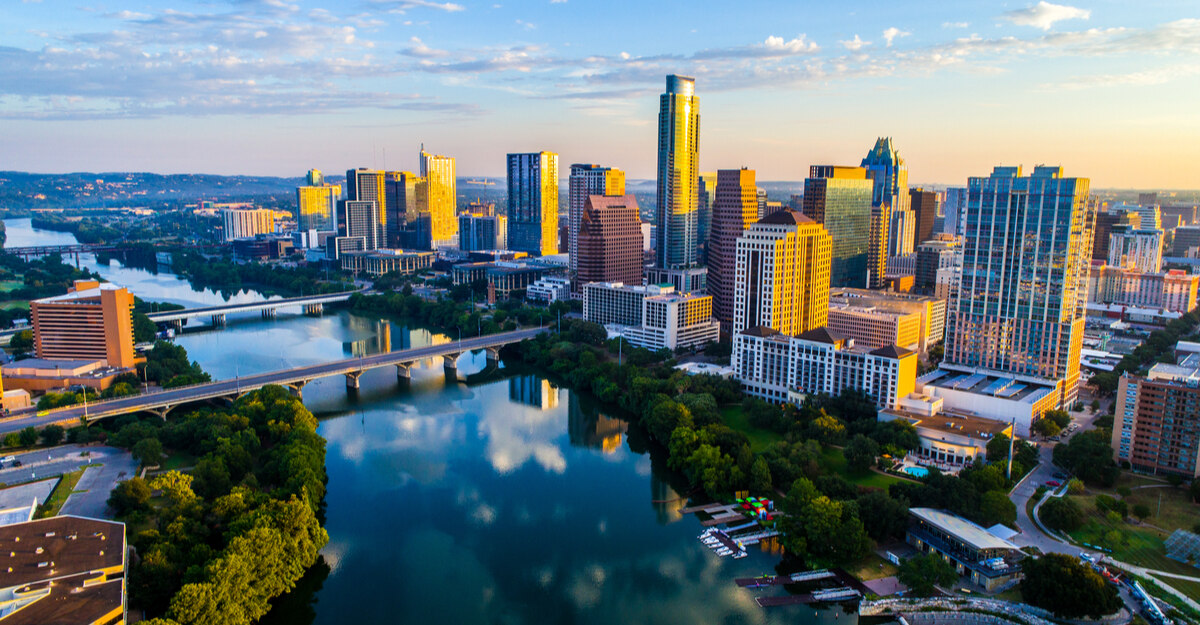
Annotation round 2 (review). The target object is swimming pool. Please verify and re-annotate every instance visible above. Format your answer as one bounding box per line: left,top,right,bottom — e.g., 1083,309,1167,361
903,466,930,478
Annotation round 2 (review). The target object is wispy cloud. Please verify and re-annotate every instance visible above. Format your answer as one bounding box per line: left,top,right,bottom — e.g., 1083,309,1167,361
366,0,465,13
1002,2,1090,31
942,21,969,29
882,27,911,46
840,35,870,51
1053,64,1200,90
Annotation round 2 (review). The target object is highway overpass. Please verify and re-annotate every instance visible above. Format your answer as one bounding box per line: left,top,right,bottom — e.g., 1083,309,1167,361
146,290,363,325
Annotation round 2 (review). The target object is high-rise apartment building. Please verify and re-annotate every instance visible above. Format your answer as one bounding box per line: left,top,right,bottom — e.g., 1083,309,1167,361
910,188,939,249
915,235,960,295
31,280,137,369
942,165,1090,408
221,207,274,241
340,199,383,250
508,152,560,256
802,166,873,288
1087,264,1198,314
568,164,625,271
697,172,717,261
1173,225,1200,257
731,210,832,337
705,168,759,332
1106,224,1163,272
1092,208,1139,261
384,171,422,249
942,187,967,236
575,195,644,289
345,168,387,245
420,148,458,249
297,169,341,233
656,75,700,269
1113,366,1200,478
458,214,507,251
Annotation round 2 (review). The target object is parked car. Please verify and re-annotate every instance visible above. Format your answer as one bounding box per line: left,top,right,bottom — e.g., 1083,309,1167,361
1045,480,1061,487
12,460,22,468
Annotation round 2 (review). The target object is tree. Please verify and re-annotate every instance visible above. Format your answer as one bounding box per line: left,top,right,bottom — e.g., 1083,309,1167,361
1031,418,1061,438
898,553,958,596
2,433,18,448
18,427,38,448
1053,431,1119,487
132,437,165,467
150,471,197,506
808,411,846,444
856,491,909,541
1040,497,1084,531
1044,410,1071,428
844,434,879,473
750,457,773,494
9,330,33,355
1132,503,1151,520
986,433,1011,464
1021,554,1122,618
40,424,65,446
979,491,1017,525
109,477,152,515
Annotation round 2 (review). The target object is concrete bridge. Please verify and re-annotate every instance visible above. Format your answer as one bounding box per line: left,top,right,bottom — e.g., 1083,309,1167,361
147,290,363,327
1,244,132,259
0,327,545,433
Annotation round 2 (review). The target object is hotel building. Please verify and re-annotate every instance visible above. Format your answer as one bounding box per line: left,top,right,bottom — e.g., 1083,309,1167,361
582,282,719,351
221,207,274,241
731,210,831,337
31,280,137,369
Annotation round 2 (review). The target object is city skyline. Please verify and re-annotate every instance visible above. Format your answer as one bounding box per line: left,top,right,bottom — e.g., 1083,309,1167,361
2,1,1199,188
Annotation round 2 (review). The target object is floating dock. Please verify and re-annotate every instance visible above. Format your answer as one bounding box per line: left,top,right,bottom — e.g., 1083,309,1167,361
754,587,861,607
735,569,835,587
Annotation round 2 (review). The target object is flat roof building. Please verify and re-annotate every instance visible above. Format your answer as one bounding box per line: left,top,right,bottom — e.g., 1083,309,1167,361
583,282,719,351
828,287,946,354
339,249,434,277
880,393,1014,469
31,281,137,370
1113,361,1200,478
907,508,1023,591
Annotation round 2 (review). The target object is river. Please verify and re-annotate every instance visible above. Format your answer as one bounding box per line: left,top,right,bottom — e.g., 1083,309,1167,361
3,218,864,625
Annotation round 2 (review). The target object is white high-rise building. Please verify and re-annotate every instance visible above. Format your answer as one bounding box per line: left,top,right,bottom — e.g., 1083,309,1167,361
222,207,274,241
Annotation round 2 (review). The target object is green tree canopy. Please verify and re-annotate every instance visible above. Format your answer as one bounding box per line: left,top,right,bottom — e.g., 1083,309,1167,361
898,553,958,596
1021,554,1122,618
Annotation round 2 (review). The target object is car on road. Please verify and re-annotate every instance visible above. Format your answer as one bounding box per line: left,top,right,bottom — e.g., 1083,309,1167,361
11,460,21,468
1045,480,1061,487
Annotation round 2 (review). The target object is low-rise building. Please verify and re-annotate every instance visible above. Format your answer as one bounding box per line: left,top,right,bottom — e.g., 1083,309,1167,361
485,262,546,304
0,515,127,625
906,508,1024,591
827,287,946,354
526,276,572,303
733,325,916,408
0,358,133,393
1112,359,1200,478
340,249,435,276
1087,262,1198,314
583,282,719,351
880,393,1014,468
916,368,1061,437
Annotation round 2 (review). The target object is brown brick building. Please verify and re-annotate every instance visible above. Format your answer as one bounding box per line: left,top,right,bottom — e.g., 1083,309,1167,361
31,280,137,369
575,195,644,290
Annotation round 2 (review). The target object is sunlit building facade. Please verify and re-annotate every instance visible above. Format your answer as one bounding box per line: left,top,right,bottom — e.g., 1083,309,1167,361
732,210,831,337
297,169,340,233
420,148,458,249
802,166,873,288
705,168,759,333
568,164,625,271
508,151,560,256
656,75,701,269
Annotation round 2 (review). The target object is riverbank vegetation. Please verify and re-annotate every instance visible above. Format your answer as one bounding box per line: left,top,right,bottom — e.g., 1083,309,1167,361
99,386,328,625
169,250,353,298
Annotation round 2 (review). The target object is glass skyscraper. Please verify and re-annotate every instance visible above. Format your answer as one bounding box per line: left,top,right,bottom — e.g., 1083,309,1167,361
944,165,1091,406
507,151,560,256
802,166,873,288
419,148,457,249
861,137,914,258
656,75,700,269
568,164,625,272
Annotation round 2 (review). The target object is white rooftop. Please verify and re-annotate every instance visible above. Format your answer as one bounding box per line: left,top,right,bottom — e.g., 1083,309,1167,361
910,508,1020,552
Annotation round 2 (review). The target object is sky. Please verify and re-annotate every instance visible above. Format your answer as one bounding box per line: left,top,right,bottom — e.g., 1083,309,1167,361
2,0,1199,188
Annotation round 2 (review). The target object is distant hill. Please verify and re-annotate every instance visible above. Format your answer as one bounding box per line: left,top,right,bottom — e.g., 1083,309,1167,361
0,171,311,210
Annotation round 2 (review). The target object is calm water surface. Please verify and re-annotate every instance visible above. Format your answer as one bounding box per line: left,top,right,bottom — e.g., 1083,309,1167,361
4,218,860,625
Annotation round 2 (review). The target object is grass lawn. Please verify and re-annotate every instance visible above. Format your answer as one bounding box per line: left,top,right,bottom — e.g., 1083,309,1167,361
0,280,23,294
820,446,908,490
1158,577,1200,604
845,553,899,581
34,468,86,518
159,450,197,472
1065,479,1200,577
0,300,29,310
720,405,782,453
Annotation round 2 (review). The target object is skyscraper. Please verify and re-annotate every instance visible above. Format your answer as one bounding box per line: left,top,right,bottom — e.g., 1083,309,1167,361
706,168,759,333
297,175,341,233
909,188,939,248
384,171,421,248
732,210,832,337
419,148,457,249
340,199,382,250
345,168,387,246
656,75,700,269
575,195,643,288
944,165,1091,407
861,138,912,258
508,151,560,256
697,171,717,262
568,164,625,272
802,166,873,288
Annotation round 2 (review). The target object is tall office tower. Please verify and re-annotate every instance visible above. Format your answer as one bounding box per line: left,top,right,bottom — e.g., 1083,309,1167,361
698,171,717,261
910,188,939,248
1138,192,1159,207
945,165,1090,407
345,168,387,245
655,74,700,269
221,207,274,240
297,176,341,233
384,171,419,248
341,199,382,250
943,187,967,236
458,214,507,251
886,205,912,257
1107,223,1164,272
508,152,560,256
575,195,643,288
756,188,768,220
802,166,873,288
862,137,911,259
732,210,832,336
568,164,625,271
706,168,760,332
31,280,136,369
420,148,457,249
870,204,893,288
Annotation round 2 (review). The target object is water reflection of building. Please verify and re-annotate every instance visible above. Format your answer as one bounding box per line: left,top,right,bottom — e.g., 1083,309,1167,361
567,394,626,454
651,473,684,525
344,317,393,357
508,375,559,410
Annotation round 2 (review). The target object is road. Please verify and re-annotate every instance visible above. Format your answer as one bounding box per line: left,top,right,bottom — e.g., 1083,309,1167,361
60,451,138,519
1009,393,1200,614
0,327,544,435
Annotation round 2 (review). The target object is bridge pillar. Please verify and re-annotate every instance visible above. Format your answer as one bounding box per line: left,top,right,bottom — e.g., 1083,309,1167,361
211,314,226,326
345,371,362,389
172,319,183,332
287,381,307,399
485,347,501,362
262,308,277,320
442,353,461,371
303,303,324,316
396,362,412,380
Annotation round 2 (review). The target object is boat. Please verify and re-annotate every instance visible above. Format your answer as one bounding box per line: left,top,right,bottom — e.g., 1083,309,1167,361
715,548,733,556
731,551,748,559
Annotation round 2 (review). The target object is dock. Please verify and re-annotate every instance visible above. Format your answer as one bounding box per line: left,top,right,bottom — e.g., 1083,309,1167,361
735,569,836,588
754,587,861,607
701,512,745,526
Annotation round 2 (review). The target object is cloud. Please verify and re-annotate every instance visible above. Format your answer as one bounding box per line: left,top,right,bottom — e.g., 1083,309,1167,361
943,21,970,29
882,27,911,46
691,34,818,60
402,36,448,58
840,35,870,51
367,0,465,13
1002,2,1090,31
515,19,536,30
1052,64,1200,90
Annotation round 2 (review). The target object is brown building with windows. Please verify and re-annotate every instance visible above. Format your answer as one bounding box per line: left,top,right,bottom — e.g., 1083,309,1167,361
575,194,644,290
30,280,137,369
909,187,938,249
705,168,759,333
1112,362,1200,478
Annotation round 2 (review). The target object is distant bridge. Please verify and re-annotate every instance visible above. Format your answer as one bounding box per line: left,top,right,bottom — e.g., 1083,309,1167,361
0,327,545,434
1,244,134,262
147,290,364,326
